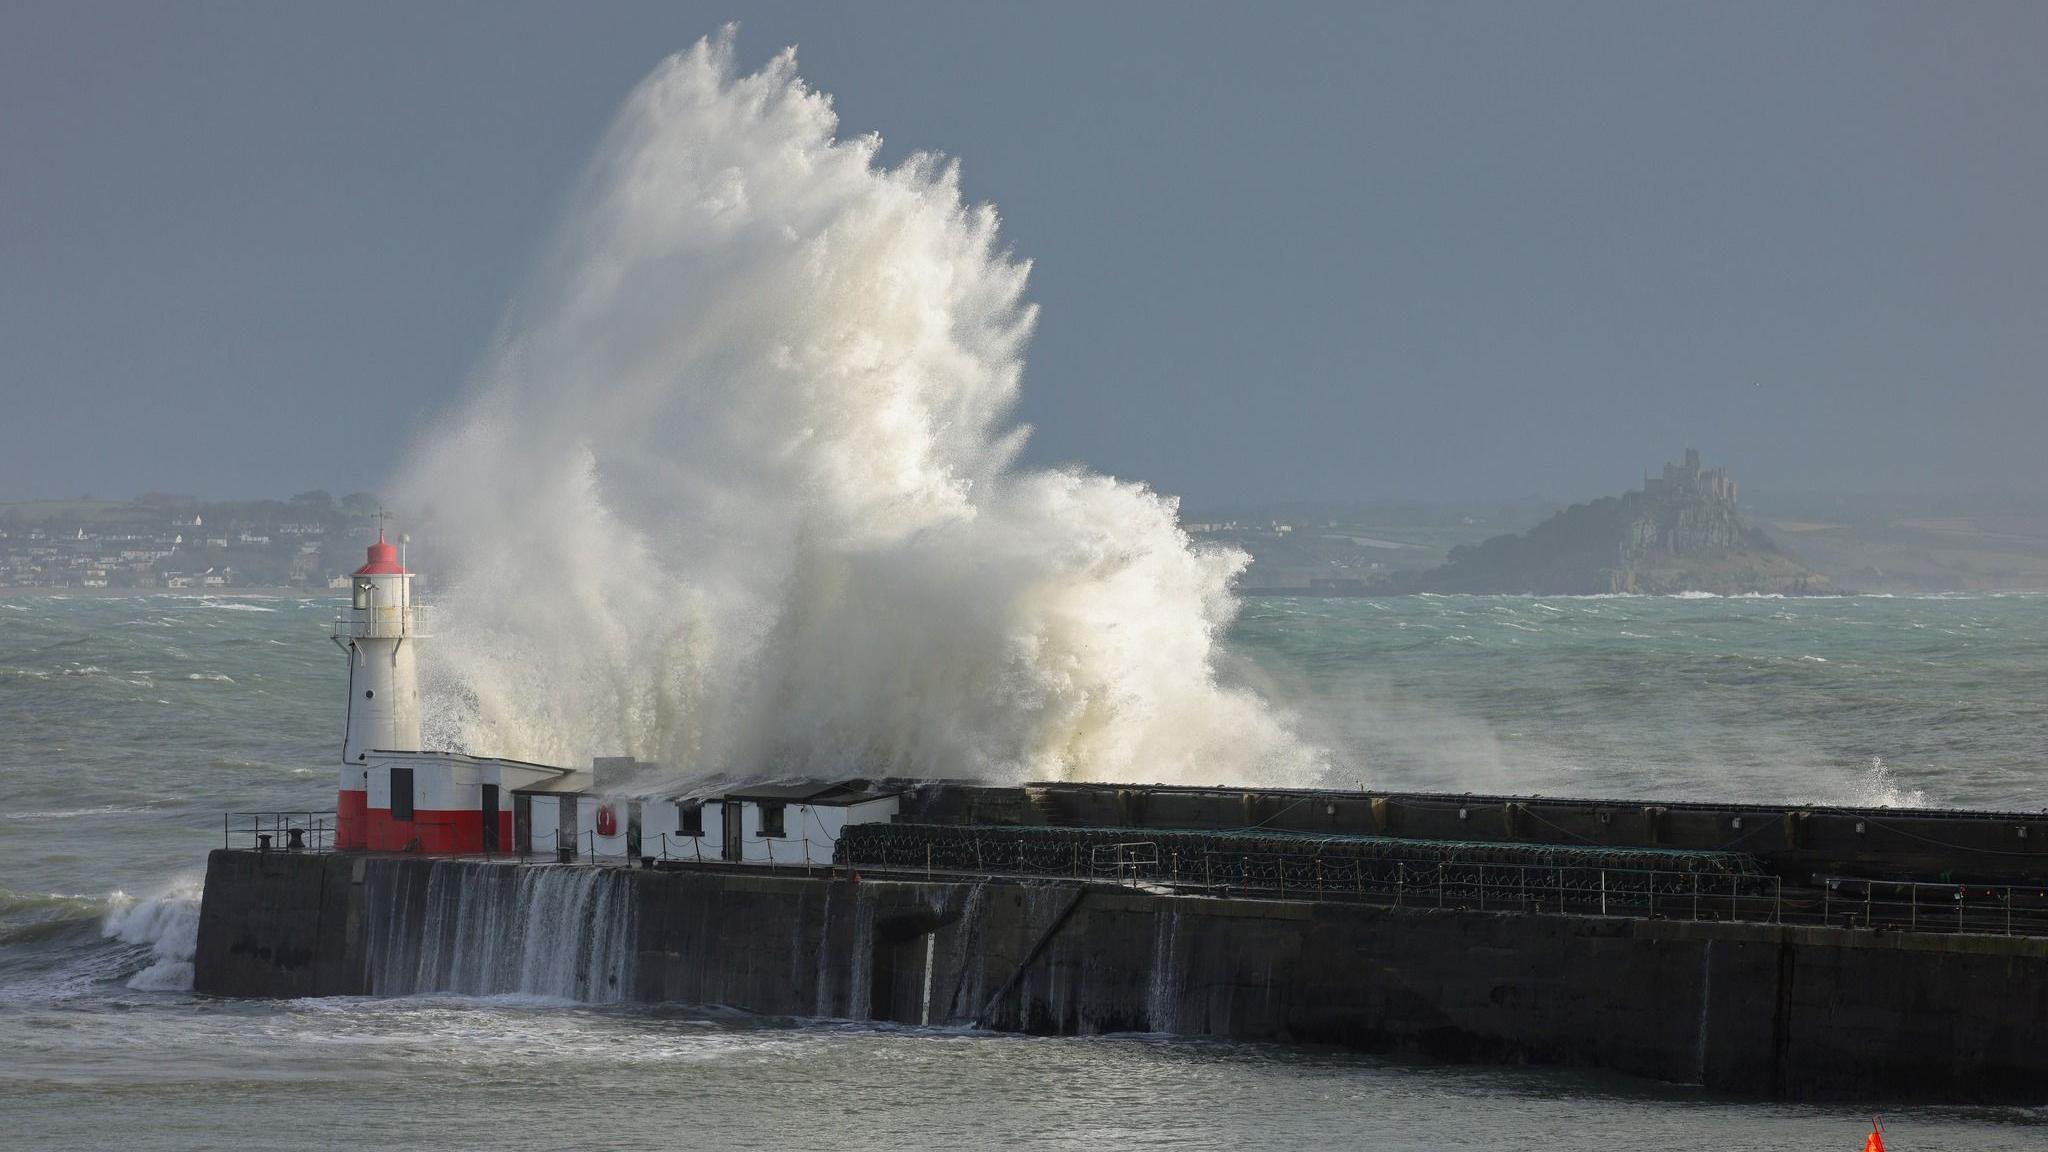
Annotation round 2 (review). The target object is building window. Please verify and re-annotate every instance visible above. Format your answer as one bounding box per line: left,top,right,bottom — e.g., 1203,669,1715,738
758,803,786,838
391,767,414,821
678,802,703,837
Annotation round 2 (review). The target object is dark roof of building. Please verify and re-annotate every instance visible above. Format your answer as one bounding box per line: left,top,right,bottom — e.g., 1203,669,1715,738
721,780,900,806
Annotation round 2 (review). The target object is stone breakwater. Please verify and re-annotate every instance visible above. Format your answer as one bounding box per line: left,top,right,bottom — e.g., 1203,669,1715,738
197,849,2048,1102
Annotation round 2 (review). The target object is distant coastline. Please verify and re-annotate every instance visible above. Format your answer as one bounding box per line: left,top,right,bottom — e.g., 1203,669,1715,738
1195,461,2048,597
0,492,384,592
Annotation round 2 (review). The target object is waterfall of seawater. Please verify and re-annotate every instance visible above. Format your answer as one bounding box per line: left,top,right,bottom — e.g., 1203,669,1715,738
364,862,636,1002
1148,904,1183,1034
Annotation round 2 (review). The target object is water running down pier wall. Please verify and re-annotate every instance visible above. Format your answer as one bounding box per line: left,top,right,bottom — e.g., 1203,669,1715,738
195,850,2048,1102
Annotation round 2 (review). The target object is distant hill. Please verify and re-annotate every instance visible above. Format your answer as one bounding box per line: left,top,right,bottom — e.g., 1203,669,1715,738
1393,451,1833,596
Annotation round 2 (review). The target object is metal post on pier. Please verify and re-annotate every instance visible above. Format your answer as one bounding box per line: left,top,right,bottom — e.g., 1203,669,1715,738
1600,870,1607,917
1911,884,1917,931
1693,873,1700,921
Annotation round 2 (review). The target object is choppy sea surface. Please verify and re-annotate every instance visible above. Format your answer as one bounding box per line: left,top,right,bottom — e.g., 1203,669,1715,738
2,591,2043,1149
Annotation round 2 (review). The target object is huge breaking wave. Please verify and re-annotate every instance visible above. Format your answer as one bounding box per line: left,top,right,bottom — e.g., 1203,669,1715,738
401,30,1319,788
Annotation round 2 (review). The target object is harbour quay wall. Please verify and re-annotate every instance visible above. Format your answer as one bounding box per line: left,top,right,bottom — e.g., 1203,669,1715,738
194,849,2048,1103
193,848,365,999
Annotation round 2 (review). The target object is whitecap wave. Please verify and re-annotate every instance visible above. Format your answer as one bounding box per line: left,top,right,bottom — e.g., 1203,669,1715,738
0,804,159,821
101,880,203,992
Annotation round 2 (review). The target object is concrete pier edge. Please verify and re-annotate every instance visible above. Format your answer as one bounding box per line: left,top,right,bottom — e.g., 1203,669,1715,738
196,849,2048,1103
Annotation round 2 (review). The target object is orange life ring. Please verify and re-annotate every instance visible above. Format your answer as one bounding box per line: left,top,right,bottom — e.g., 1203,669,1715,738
595,803,618,837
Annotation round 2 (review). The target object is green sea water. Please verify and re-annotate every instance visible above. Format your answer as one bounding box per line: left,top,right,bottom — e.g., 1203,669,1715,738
1,591,2042,1149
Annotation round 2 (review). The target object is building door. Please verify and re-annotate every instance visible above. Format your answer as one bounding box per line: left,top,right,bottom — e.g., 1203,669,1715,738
481,784,500,853
512,793,532,855
559,795,579,859
391,767,414,820
626,801,643,859
722,802,742,862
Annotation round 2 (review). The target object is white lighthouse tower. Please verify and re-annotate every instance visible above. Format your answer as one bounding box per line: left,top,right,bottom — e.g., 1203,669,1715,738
331,527,424,850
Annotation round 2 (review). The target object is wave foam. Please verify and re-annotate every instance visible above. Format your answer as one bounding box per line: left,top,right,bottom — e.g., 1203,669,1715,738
401,30,1318,789
102,881,203,992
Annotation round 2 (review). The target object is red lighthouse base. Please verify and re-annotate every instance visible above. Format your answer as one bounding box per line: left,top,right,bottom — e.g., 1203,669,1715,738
336,789,368,851
363,808,513,854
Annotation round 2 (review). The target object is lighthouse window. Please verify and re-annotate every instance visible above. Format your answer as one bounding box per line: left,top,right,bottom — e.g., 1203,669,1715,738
758,803,786,838
677,802,704,837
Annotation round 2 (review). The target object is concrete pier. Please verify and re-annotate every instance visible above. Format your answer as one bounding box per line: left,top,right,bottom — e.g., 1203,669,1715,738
196,848,2048,1102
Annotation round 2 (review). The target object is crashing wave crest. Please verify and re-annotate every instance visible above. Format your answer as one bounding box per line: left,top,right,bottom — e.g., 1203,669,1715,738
400,30,1319,788
102,881,202,992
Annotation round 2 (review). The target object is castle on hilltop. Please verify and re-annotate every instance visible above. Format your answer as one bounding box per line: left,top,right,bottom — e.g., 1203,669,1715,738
1399,449,1830,596
1617,448,1753,569
1643,448,1737,505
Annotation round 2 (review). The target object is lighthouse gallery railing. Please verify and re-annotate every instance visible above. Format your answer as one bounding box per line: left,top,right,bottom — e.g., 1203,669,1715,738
330,604,431,640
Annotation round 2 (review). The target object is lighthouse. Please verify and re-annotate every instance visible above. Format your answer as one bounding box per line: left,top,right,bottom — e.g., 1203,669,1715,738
332,528,423,850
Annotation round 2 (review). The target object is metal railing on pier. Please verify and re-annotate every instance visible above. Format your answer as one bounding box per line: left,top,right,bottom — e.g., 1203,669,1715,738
224,811,334,853
831,824,2048,939
851,837,1788,924
1814,876,2048,937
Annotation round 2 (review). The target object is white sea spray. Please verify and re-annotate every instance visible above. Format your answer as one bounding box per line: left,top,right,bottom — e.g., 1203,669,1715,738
398,30,1319,788
102,880,203,992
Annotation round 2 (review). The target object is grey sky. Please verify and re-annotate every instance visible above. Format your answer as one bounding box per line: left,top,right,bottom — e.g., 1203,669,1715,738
3,3,2044,506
